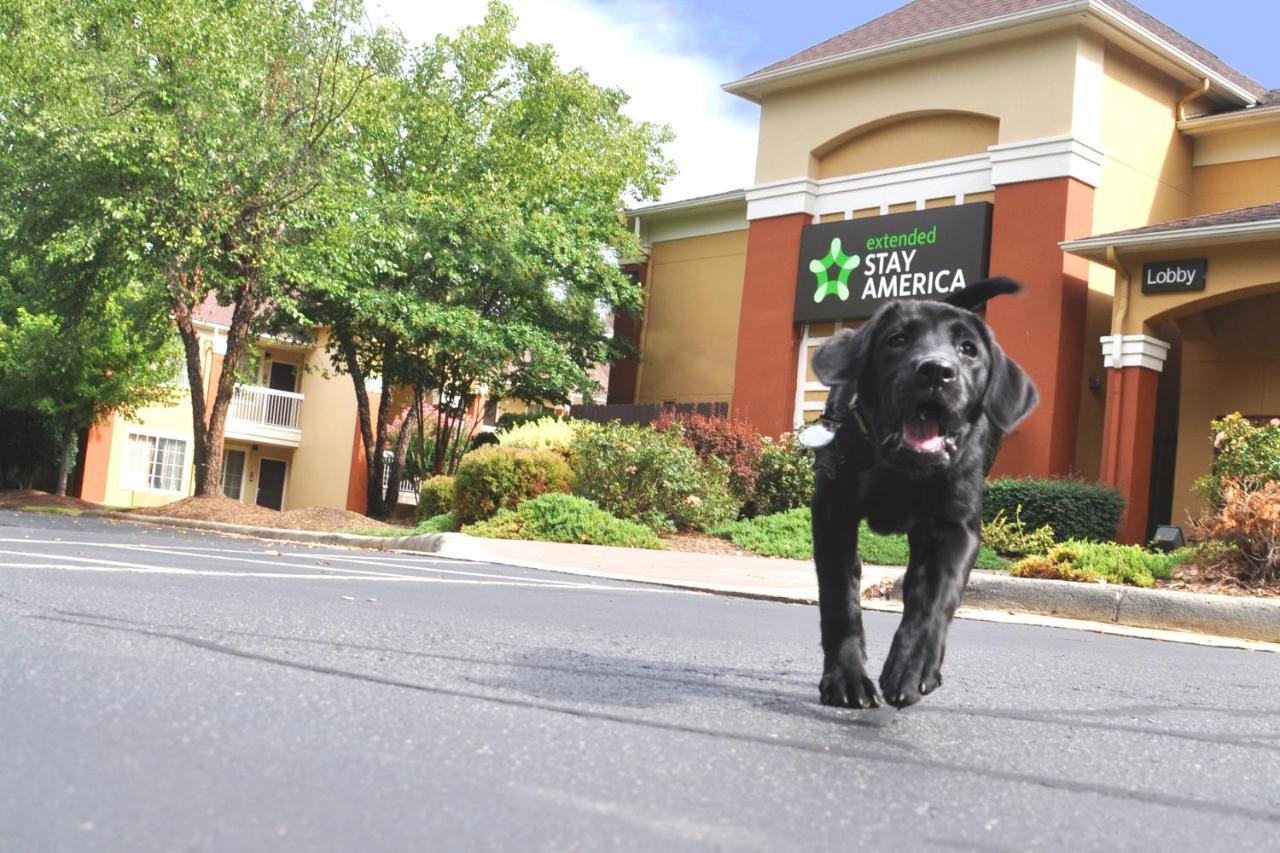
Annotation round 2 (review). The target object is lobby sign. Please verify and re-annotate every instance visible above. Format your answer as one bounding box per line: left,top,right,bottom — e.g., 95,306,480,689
794,202,993,322
1141,259,1207,294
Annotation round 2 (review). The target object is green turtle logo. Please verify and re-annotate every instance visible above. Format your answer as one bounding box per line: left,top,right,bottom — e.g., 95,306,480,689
809,237,860,303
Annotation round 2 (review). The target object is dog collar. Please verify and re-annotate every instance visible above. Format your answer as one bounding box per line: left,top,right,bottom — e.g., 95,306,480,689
798,390,872,449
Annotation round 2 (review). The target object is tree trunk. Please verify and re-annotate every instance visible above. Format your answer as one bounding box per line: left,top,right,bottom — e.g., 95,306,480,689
172,293,210,491
365,343,395,518
337,332,386,518
54,423,75,497
383,406,416,510
196,273,259,496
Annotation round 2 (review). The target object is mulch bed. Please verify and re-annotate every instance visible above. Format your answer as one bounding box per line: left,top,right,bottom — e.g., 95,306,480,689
660,531,751,556
1162,563,1280,598
130,496,390,531
0,488,102,512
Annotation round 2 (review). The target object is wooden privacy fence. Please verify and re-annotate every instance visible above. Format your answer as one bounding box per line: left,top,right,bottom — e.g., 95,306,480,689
569,401,729,426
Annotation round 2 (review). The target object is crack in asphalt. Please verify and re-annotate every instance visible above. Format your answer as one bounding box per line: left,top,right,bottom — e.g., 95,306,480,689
21,609,1280,827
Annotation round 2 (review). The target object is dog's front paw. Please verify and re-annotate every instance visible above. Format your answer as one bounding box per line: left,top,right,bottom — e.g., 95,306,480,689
819,659,881,709
879,628,944,709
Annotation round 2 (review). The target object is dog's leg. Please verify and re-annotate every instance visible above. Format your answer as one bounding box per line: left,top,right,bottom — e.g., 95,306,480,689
811,476,879,708
879,521,978,708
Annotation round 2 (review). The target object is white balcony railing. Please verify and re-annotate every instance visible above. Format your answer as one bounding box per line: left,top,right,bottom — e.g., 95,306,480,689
380,452,420,504
226,385,304,447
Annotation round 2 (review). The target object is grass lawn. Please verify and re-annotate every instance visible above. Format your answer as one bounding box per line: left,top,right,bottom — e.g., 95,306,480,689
19,505,83,517
344,512,456,538
712,507,1009,570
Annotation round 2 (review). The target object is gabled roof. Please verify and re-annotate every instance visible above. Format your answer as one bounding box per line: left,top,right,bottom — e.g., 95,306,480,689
728,0,1267,104
1060,202,1280,260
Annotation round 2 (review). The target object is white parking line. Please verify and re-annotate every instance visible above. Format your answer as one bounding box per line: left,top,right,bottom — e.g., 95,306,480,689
0,561,648,588
0,544,691,594
0,539,591,587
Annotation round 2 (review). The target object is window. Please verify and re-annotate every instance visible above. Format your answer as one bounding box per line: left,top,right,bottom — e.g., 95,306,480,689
223,449,246,500
124,433,189,493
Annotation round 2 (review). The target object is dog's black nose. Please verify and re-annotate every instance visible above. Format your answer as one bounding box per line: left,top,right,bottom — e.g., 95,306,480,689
916,358,957,386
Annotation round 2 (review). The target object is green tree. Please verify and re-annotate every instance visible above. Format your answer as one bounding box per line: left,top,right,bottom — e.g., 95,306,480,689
298,2,671,516
1,0,400,496
0,3,182,493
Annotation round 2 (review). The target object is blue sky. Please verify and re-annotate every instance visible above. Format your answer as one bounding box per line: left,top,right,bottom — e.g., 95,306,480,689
389,0,1278,202
614,1,1276,84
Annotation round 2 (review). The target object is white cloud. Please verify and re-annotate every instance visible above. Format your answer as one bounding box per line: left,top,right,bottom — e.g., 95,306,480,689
367,0,758,202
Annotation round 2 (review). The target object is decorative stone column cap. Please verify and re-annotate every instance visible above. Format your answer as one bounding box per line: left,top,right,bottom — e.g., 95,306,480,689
1100,334,1171,372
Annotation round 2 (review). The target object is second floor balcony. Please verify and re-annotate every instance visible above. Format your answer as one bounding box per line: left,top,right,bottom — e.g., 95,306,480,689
225,385,304,447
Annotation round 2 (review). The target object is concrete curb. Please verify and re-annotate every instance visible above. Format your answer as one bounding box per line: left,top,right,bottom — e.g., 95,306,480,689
886,572,1280,644
81,509,1280,644
84,510,457,554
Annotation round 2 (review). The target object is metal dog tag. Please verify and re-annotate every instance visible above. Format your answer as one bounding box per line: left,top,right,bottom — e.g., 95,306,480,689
798,422,836,449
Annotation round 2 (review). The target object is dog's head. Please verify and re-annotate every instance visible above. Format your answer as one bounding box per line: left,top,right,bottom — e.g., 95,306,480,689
811,277,1038,474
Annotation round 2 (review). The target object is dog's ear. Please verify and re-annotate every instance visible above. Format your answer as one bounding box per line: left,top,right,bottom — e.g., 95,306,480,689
811,315,880,387
982,334,1039,433
945,276,1022,312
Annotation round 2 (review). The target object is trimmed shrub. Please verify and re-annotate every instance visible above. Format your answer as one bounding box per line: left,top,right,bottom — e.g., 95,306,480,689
1191,479,1280,585
652,412,762,505
416,511,457,534
464,493,663,549
983,478,1124,542
753,432,814,515
453,446,573,526
499,417,579,454
981,506,1055,558
497,411,564,432
712,507,1008,569
569,422,737,532
1010,540,1185,588
416,475,455,521
1196,413,1280,505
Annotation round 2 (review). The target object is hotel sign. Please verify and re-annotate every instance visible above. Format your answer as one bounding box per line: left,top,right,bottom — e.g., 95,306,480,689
1142,259,1207,294
794,202,993,322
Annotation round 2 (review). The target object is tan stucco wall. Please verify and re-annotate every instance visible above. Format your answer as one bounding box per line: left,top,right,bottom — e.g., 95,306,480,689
815,113,999,178
100,393,200,508
754,29,1082,183
1173,291,1280,523
1119,243,1280,336
1073,287,1112,480
636,230,747,404
287,329,359,511
1094,48,1193,237
1191,157,1280,215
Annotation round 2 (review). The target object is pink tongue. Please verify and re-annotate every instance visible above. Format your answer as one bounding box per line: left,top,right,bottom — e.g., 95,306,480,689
903,417,944,453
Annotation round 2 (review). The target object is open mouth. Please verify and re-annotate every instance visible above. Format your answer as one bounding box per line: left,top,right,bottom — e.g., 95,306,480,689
902,405,948,455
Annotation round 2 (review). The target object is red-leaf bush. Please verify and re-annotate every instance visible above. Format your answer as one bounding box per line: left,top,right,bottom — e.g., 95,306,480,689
1192,479,1280,587
651,412,763,507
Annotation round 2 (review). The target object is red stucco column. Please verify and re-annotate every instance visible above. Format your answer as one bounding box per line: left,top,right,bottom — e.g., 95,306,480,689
985,177,1093,478
731,213,808,437
1097,334,1170,544
78,414,116,503
1099,366,1160,544
607,263,646,405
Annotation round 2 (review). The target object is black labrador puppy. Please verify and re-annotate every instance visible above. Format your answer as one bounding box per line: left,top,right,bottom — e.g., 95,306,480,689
806,277,1038,709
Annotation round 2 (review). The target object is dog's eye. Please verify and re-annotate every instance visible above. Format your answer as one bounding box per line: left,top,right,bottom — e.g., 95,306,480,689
958,340,978,357
886,333,908,348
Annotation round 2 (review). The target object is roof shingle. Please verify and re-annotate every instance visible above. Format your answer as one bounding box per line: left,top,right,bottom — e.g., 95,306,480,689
740,0,1266,100
1077,202,1280,242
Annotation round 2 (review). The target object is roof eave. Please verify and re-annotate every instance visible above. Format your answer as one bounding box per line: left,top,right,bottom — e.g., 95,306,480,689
725,0,1260,107
723,0,1089,102
1060,219,1280,261
1177,104,1280,136
626,189,747,219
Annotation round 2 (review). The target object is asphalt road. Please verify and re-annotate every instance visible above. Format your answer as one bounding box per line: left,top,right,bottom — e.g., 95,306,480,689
1,511,1278,852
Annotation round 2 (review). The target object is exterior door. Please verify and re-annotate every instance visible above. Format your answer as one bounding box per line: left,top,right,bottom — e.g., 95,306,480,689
268,361,297,392
222,449,246,500
255,458,287,511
